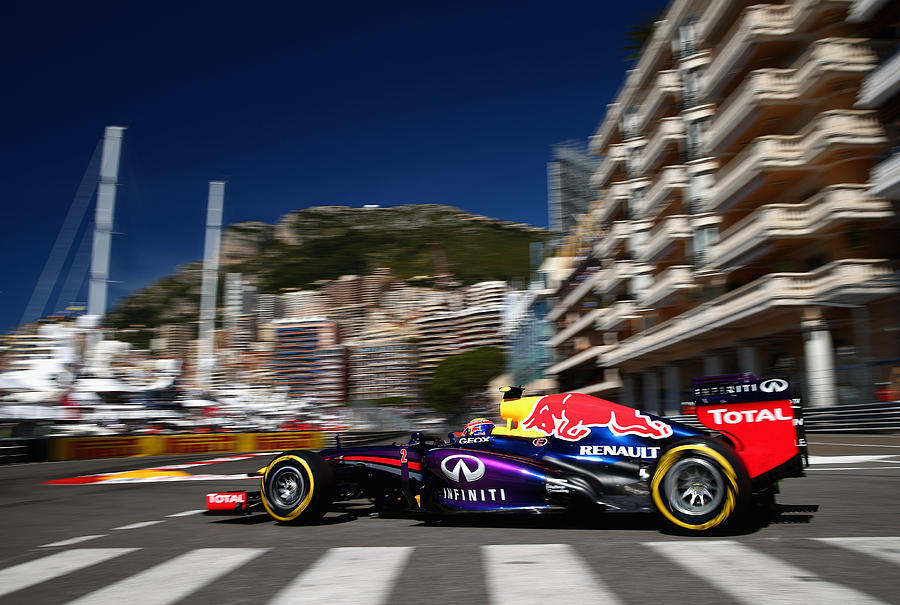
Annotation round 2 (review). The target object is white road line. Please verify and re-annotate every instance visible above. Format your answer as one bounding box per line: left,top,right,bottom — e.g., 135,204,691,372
0,548,137,598
815,537,900,566
268,546,413,605
646,540,888,605
66,548,267,605
40,535,106,548
808,455,896,465
112,521,165,530
482,544,622,605
165,509,205,517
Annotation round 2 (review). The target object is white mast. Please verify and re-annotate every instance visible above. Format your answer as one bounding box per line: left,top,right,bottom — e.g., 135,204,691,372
197,181,225,388
87,126,126,318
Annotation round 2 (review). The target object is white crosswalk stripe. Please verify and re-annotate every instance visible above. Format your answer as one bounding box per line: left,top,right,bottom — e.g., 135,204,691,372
815,537,900,566
0,548,137,598
267,546,413,605
482,544,622,605
2,538,898,604
66,548,268,605
645,540,889,605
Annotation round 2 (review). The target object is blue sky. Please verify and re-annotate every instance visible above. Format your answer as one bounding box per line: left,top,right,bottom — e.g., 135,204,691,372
2,0,668,332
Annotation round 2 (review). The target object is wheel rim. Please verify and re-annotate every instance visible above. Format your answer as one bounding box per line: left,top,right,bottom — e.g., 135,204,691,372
270,466,306,508
663,456,724,517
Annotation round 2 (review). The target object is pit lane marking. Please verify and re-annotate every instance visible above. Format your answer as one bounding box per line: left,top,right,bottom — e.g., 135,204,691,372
40,535,107,548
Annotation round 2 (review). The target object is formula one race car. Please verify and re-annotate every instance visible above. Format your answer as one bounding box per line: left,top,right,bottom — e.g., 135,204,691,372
206,374,808,534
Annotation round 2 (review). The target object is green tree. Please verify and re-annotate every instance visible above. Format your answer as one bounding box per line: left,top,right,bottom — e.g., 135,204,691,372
426,346,506,418
621,9,664,61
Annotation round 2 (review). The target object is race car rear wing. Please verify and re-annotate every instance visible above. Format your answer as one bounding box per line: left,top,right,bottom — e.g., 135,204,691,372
687,374,808,486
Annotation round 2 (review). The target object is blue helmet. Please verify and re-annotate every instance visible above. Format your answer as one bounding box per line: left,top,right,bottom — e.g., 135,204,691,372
462,417,495,436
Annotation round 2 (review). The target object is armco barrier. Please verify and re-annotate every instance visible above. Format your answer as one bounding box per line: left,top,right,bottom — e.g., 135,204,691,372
48,431,325,462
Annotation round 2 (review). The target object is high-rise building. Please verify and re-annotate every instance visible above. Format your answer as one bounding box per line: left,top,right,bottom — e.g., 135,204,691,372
548,142,599,244
269,318,346,404
347,324,421,404
551,0,899,412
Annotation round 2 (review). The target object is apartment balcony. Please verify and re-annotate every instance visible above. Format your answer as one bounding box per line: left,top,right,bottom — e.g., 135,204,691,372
634,71,681,136
703,4,794,100
706,39,877,153
600,258,898,368
591,144,627,190
546,269,604,322
870,151,900,201
596,260,633,296
638,265,697,308
637,165,688,221
597,300,640,332
707,185,895,271
636,118,685,176
597,182,630,225
590,103,622,155
856,46,900,109
696,0,745,47
593,221,631,259
707,110,886,213
637,215,692,264
548,308,603,348
547,344,607,376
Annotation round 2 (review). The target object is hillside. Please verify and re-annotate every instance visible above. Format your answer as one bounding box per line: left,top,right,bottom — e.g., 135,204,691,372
107,204,549,338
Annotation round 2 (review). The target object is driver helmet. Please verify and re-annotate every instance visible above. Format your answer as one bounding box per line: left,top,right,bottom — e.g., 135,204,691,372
462,417,495,436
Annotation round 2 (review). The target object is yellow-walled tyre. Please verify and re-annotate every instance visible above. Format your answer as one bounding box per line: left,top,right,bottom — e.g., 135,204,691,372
261,451,334,523
651,438,749,534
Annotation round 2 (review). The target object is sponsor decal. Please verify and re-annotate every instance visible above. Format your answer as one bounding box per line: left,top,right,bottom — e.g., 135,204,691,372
441,487,506,502
255,432,319,450
166,435,239,454
760,378,789,393
440,454,486,482
532,437,548,447
520,393,673,441
578,445,661,458
68,437,143,460
458,436,490,445
207,493,246,505
706,407,792,424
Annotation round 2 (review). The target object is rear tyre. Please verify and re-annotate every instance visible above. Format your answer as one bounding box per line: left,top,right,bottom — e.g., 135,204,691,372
261,451,334,523
651,438,749,534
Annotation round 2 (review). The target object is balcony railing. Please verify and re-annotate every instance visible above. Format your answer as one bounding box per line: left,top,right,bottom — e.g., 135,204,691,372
637,118,685,176
600,258,897,367
591,144,627,190
597,182,630,225
857,46,900,108
707,39,877,153
638,215,692,263
597,300,639,331
707,110,886,213
870,151,900,200
638,265,697,308
707,185,895,270
635,71,681,135
638,165,689,221
548,308,603,348
593,221,631,259
596,260,633,296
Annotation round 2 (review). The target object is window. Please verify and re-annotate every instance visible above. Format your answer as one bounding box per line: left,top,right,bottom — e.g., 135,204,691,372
693,226,718,265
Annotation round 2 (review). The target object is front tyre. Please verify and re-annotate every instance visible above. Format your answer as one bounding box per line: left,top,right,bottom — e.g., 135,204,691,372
651,439,748,534
261,451,334,523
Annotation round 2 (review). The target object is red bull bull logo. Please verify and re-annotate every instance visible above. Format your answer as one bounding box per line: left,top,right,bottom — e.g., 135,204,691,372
519,393,673,441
